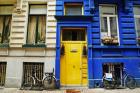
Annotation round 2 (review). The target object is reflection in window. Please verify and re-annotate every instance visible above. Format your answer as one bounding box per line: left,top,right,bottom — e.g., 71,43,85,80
65,3,83,15
62,29,86,41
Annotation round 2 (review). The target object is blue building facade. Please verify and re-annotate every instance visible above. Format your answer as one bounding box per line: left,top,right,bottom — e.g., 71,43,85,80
55,0,140,88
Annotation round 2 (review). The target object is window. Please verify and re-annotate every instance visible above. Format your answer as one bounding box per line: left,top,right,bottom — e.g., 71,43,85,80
0,62,7,86
100,5,119,45
0,6,13,44
22,62,44,88
134,6,140,45
27,5,46,44
64,3,83,15
62,29,86,41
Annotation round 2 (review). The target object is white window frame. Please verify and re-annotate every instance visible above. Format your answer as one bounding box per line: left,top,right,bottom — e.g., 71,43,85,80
99,4,120,45
133,6,140,45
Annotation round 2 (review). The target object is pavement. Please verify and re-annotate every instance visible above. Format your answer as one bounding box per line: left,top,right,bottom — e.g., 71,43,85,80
0,88,140,93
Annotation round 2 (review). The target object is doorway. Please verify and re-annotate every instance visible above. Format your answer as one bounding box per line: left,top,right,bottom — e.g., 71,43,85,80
60,28,88,86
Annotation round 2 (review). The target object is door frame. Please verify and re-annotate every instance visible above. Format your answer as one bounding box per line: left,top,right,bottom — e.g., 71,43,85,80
55,24,93,87
60,28,87,86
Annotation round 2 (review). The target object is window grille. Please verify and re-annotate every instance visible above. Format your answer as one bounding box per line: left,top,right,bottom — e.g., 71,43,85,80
22,62,44,85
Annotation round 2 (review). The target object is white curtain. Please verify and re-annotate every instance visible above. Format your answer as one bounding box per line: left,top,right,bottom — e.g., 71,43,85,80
37,16,46,44
27,16,36,44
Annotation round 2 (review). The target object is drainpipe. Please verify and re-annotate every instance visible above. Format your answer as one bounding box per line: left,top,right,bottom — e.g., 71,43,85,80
124,0,130,13
89,0,95,14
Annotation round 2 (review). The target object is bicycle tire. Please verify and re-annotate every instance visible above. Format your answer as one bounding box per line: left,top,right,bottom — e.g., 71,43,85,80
43,76,56,89
22,76,34,90
103,79,116,89
125,75,136,89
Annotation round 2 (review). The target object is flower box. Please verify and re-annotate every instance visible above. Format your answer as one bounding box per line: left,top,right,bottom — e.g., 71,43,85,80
102,37,118,45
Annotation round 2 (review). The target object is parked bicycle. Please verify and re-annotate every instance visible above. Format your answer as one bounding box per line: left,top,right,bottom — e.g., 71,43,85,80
116,68,136,89
103,68,136,89
21,67,56,90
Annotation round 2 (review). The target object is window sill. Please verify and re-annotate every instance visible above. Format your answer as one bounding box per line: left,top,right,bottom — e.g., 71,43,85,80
0,43,9,48
22,44,46,48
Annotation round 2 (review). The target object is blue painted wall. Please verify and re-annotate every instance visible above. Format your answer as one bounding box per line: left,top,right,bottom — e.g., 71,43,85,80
55,0,140,88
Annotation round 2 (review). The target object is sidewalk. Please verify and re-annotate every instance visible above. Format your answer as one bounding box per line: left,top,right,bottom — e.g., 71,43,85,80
0,88,140,93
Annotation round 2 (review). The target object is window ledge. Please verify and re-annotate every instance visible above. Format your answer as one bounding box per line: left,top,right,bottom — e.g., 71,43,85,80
0,44,9,48
22,44,46,48
55,15,93,21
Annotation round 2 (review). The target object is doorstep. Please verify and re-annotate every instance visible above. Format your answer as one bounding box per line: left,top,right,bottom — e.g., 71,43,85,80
61,86,88,90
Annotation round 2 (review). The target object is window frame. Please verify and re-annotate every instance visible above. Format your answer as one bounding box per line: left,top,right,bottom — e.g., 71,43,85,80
64,3,84,15
99,4,120,45
133,5,140,46
27,4,47,45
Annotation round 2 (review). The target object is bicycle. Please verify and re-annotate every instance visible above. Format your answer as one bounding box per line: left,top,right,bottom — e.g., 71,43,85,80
43,68,57,89
21,67,56,90
102,73,117,89
102,68,136,89
115,68,136,89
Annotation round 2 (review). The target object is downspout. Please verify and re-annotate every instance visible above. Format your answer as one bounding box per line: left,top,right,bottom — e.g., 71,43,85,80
89,0,95,14
124,0,130,13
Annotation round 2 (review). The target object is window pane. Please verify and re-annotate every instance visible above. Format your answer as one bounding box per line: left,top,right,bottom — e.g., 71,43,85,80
134,6,140,15
101,17,108,38
37,16,46,44
27,16,37,44
30,5,47,15
62,29,85,41
65,5,82,15
0,6,14,15
2,16,12,43
135,18,140,37
110,17,118,38
100,5,116,15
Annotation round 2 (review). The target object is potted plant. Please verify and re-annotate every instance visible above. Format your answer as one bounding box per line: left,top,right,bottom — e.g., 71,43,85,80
102,36,118,45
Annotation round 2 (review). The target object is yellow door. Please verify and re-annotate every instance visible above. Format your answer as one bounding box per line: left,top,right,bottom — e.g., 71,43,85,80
60,28,88,86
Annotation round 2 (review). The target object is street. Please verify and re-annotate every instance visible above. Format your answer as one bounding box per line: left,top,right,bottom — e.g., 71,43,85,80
0,88,140,93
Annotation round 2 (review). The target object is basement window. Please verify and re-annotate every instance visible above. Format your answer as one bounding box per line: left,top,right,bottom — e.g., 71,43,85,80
22,62,44,88
27,5,47,45
64,3,83,15
0,6,13,44
0,62,7,86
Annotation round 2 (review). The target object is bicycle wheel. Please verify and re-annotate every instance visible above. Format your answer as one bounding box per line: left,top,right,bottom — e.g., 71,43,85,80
43,76,56,89
125,75,136,89
22,77,34,90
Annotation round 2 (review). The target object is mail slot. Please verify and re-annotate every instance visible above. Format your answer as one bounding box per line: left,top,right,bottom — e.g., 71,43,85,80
71,49,78,52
